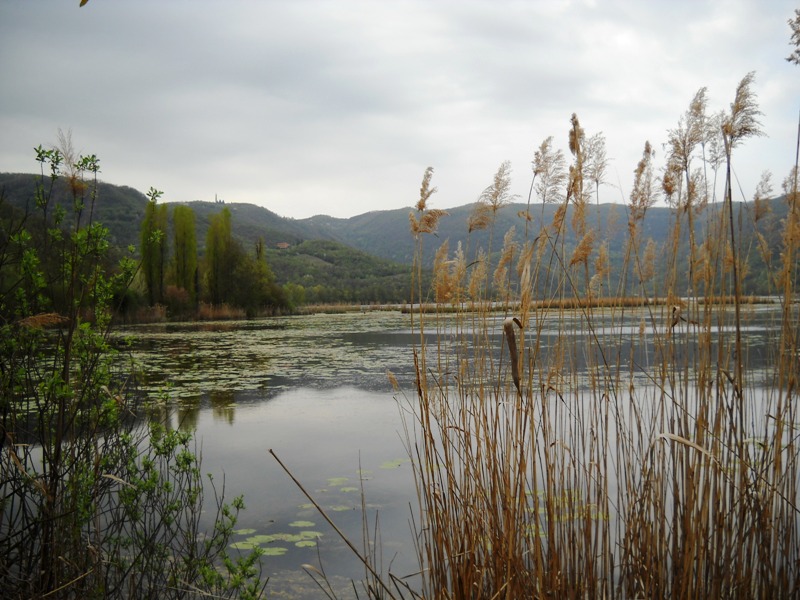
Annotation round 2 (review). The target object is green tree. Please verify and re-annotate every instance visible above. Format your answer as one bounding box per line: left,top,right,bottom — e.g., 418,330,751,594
0,147,265,598
172,204,197,302
283,282,306,308
205,207,234,305
229,242,287,316
140,188,168,305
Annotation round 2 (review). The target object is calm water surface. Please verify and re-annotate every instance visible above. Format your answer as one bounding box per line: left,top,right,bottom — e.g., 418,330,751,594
114,304,788,597
116,312,422,597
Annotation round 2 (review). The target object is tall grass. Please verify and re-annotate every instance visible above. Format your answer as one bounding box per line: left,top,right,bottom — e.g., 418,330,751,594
401,73,800,598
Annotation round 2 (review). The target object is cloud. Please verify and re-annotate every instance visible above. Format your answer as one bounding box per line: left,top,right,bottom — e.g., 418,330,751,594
1,0,798,218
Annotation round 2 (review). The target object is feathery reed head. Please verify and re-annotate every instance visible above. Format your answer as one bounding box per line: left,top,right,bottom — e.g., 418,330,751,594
629,141,656,221
721,71,764,149
533,135,567,204
479,160,516,213
416,166,437,212
468,202,492,233
570,229,595,267
753,170,773,222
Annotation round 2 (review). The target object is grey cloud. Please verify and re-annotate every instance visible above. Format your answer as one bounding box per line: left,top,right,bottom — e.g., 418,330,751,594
1,0,798,218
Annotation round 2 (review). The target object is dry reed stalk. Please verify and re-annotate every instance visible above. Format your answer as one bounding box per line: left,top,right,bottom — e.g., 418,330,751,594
398,79,799,599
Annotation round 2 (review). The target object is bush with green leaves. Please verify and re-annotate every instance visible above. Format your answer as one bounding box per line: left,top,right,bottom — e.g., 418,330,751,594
0,146,265,599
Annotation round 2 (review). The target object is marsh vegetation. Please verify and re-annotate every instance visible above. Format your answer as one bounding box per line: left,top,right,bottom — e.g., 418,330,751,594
391,72,800,599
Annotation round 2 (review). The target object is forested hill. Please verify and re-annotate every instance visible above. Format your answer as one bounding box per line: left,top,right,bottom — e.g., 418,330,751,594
1,172,792,296
0,172,148,249
0,172,666,266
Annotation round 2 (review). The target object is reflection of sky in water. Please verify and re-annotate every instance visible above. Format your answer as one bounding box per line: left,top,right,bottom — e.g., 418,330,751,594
151,386,419,596
113,313,424,595
110,305,790,597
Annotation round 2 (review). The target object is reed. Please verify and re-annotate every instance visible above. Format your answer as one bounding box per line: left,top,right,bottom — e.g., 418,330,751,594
400,73,800,598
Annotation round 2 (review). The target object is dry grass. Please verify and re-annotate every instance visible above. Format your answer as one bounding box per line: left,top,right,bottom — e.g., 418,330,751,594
398,79,800,598
196,302,246,320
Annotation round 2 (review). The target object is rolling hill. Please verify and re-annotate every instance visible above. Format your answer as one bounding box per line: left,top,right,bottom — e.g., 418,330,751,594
1,172,789,298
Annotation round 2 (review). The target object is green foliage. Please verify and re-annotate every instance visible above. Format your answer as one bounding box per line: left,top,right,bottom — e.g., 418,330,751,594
266,239,416,304
0,171,790,307
205,207,234,305
229,245,286,316
202,208,288,314
172,204,198,303
140,188,169,306
0,147,265,598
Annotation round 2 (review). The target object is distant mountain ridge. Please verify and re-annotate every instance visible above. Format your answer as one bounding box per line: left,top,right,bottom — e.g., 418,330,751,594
1,172,790,296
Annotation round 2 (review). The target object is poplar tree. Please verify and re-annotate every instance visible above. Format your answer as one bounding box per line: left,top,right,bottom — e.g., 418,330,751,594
172,204,197,302
140,188,168,306
205,207,234,305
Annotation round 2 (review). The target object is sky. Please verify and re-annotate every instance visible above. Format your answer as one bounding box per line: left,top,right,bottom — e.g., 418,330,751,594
1,1,798,219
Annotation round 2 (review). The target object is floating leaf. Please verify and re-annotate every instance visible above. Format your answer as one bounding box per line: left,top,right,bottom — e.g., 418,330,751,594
330,505,351,512
288,520,315,528
232,528,257,536
230,540,259,550
327,477,349,486
300,531,322,540
380,458,409,469
246,534,278,545
295,540,317,548
262,546,289,556
340,486,359,493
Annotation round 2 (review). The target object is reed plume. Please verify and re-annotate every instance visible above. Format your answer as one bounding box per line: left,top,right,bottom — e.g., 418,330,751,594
398,70,798,600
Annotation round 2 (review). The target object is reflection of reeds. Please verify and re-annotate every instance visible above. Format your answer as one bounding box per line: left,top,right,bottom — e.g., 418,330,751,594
402,75,800,598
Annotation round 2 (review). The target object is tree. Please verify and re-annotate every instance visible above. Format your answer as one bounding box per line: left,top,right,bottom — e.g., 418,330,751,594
205,207,234,305
172,204,197,302
229,244,287,316
787,9,800,65
0,146,265,598
140,188,168,306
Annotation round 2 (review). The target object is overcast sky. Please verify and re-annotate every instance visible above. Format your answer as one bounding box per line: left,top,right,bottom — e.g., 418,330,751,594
1,1,798,219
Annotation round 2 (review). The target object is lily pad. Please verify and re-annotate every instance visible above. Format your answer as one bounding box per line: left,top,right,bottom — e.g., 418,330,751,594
261,546,289,556
299,531,322,540
229,540,259,550
288,520,315,528
330,505,351,512
232,528,257,535
246,534,279,545
295,540,317,548
327,476,349,486
340,486,359,493
380,458,409,469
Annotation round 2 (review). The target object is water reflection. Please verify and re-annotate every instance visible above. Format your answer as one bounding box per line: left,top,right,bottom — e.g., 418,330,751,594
210,390,236,424
110,305,792,597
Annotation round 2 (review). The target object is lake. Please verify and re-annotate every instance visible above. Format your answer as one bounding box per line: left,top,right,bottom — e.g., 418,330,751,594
116,311,424,597
114,303,790,598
